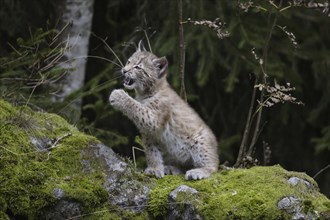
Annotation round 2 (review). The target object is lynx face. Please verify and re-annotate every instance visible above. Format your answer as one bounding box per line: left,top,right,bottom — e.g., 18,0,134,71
121,43,168,95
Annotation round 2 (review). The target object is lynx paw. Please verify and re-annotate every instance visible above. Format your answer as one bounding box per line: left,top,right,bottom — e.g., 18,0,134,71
144,167,164,178
164,165,183,175
109,89,127,108
185,168,211,180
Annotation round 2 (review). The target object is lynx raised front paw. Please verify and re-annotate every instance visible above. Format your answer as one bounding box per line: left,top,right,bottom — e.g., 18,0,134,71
109,89,128,108
144,167,164,178
185,168,212,180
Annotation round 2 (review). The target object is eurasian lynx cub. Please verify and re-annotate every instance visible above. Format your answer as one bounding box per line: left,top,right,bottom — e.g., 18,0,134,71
109,41,219,180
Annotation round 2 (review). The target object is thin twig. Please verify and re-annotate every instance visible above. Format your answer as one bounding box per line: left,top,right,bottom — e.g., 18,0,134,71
177,0,187,101
247,0,282,157
132,146,145,168
143,29,153,53
1,52,28,66
313,164,330,179
91,33,124,67
51,22,71,46
58,55,122,69
7,42,22,55
0,78,40,82
66,201,197,219
57,75,122,114
25,83,40,107
0,145,20,155
235,77,258,167
48,132,72,149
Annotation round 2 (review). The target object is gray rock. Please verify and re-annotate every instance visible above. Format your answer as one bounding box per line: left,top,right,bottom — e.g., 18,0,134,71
40,143,149,219
278,196,301,213
82,143,150,213
30,136,52,151
53,188,65,199
168,185,202,220
44,200,82,220
288,177,312,189
277,196,318,220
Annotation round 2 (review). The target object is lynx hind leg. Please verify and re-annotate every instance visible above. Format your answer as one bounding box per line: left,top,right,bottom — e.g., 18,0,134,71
185,151,219,180
144,167,165,178
185,167,216,180
164,165,183,175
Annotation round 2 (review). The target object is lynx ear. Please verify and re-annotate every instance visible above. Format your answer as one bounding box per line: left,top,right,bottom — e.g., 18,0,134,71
137,40,146,52
152,57,168,78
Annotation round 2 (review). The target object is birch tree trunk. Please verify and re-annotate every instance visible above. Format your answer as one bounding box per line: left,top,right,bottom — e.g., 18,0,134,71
54,0,94,122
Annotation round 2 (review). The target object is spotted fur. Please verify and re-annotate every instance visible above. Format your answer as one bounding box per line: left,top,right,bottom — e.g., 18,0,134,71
109,41,219,180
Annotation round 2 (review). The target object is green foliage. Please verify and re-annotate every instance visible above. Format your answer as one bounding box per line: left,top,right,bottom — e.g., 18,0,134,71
0,26,130,155
0,0,56,39
79,64,129,149
312,126,330,154
0,28,68,108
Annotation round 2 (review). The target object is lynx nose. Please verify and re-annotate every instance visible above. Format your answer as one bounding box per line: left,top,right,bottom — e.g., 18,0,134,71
121,69,128,74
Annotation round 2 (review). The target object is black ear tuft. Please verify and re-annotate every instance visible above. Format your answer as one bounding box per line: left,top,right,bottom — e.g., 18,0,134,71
152,57,168,78
137,40,146,52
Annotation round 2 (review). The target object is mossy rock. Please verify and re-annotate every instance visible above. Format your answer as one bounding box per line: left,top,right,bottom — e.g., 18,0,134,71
0,99,149,219
0,99,329,219
149,165,330,219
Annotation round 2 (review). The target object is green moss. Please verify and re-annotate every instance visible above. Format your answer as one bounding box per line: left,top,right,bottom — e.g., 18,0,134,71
148,165,330,219
0,196,7,212
1,99,329,219
0,99,18,119
0,212,9,220
82,207,122,220
70,204,150,220
148,175,183,217
0,100,107,218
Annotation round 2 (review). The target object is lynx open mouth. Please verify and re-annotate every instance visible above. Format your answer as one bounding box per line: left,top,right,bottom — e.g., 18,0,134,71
123,76,135,88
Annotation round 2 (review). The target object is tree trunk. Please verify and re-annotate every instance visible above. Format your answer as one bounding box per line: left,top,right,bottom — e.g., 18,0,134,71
53,0,94,122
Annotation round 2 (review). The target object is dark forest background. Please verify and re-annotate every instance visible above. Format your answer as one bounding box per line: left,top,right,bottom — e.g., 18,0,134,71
0,0,329,197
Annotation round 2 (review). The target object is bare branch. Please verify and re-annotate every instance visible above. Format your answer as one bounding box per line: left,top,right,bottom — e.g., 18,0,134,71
178,0,187,101
91,33,124,67
247,0,283,157
187,18,230,40
234,77,258,167
313,164,330,179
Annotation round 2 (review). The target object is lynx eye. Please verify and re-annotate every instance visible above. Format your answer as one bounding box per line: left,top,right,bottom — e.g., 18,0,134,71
133,64,143,69
126,59,131,65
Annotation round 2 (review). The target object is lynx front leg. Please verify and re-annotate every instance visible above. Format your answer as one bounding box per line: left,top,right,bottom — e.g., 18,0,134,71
185,167,217,180
109,89,147,123
109,89,158,131
144,145,165,178
109,89,134,113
